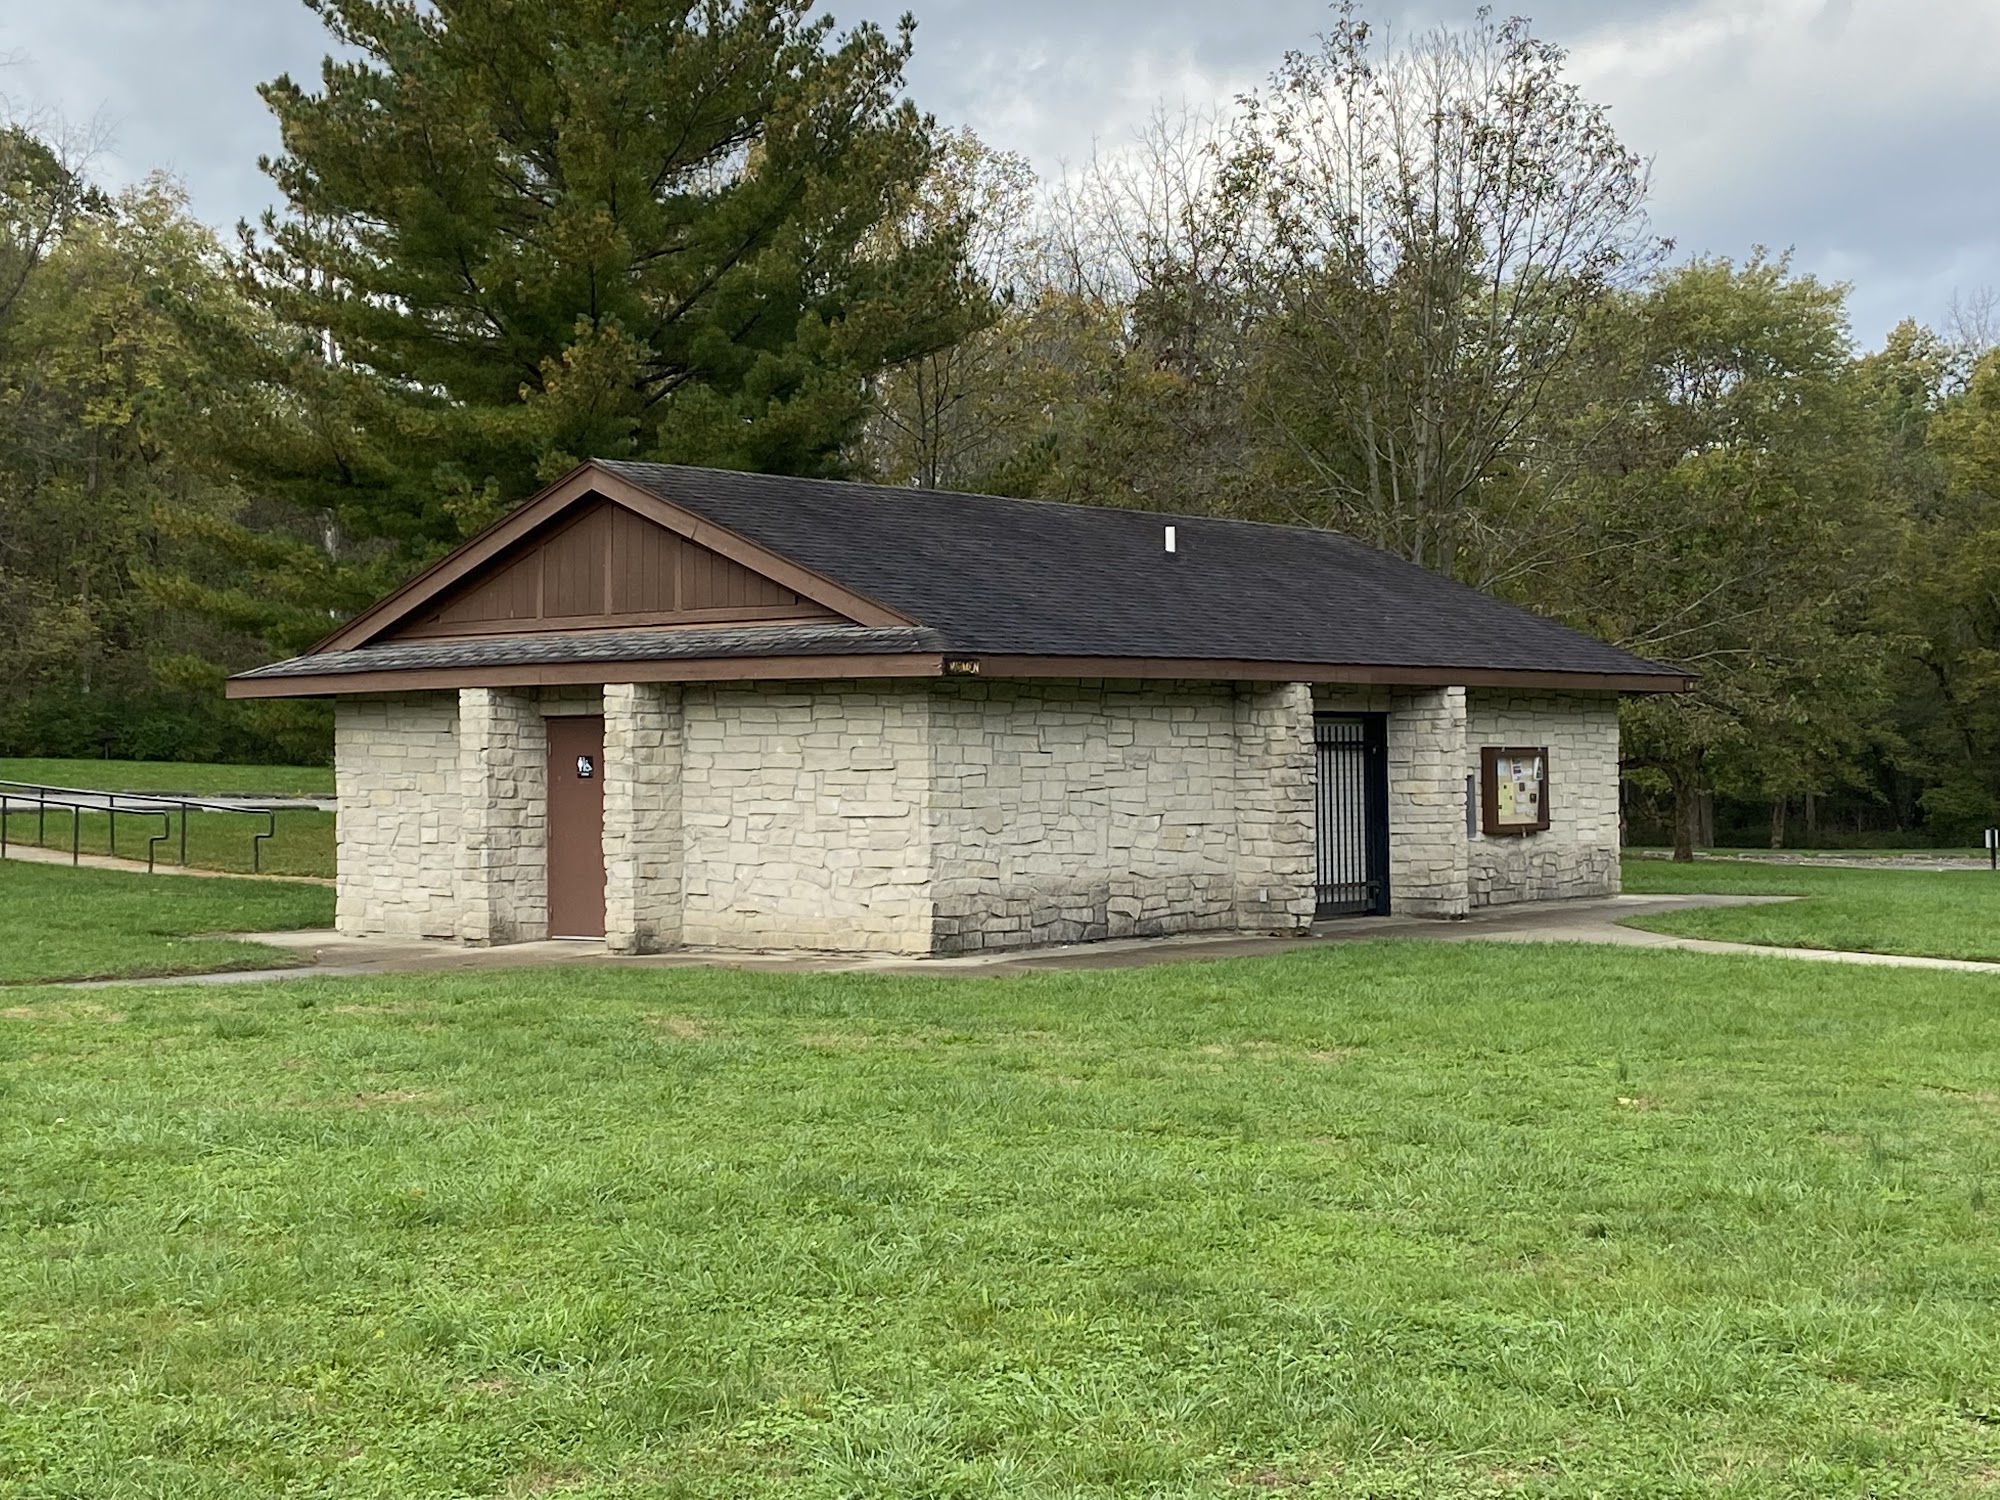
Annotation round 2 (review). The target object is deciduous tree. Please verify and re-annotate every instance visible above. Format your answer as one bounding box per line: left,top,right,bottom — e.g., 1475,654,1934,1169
0,133,321,760
1538,256,1891,858
1228,4,1655,577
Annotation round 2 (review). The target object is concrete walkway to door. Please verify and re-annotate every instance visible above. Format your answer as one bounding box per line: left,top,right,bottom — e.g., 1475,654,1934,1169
56,890,2000,988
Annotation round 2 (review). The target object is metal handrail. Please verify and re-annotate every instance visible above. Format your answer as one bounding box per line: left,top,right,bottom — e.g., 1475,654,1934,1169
0,780,308,875
1,790,171,873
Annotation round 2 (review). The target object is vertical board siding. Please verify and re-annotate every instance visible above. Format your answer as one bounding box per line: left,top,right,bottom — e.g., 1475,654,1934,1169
681,541,798,611
610,505,680,613
393,499,836,639
436,550,540,626
543,506,611,618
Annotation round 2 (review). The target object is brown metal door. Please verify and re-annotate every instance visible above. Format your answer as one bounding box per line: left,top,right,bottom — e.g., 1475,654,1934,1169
546,715,607,938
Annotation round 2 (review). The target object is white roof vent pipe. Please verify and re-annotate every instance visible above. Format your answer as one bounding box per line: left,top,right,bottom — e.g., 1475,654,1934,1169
1165,525,1178,555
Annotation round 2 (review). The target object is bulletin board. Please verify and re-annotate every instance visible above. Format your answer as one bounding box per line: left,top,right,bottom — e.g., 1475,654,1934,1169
1481,747,1551,837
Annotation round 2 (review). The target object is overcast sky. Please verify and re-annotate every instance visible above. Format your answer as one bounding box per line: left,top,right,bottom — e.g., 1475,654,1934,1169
1,0,1993,345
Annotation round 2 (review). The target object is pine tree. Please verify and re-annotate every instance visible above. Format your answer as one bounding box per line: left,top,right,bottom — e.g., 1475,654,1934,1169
213,0,977,569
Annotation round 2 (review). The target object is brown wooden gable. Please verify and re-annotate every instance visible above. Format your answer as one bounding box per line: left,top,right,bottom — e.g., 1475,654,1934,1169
387,500,841,642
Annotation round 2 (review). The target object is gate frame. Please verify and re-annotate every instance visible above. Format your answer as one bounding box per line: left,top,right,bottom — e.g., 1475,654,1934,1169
1313,711,1392,919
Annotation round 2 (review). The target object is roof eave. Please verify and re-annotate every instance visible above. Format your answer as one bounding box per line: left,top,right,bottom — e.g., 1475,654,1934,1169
226,652,1689,699
965,656,1691,693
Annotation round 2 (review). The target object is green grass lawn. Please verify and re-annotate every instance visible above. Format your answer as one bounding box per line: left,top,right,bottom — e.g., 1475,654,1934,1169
1624,857,2000,962
1630,846,1986,862
2,806,335,878
0,860,334,984
0,757,333,799
7,945,2000,1495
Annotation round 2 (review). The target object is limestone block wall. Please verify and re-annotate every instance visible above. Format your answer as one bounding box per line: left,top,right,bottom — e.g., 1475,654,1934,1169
537,686,605,718
1388,687,1472,916
1467,689,1622,906
1314,685,1471,917
1232,682,1320,931
457,688,549,945
678,683,934,953
927,681,1277,953
333,693,462,939
330,672,1612,953
605,682,683,954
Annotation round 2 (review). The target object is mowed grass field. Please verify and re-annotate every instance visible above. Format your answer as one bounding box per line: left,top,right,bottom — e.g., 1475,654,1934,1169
0,758,332,799
0,860,334,985
7,946,2000,1496
1625,858,2000,962
1,806,335,879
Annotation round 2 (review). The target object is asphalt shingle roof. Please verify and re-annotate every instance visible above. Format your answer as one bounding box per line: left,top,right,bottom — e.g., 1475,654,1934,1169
596,462,1677,680
238,624,939,681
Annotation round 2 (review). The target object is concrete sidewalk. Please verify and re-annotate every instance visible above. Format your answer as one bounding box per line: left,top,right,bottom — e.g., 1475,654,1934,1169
1335,893,2000,975
63,890,2000,988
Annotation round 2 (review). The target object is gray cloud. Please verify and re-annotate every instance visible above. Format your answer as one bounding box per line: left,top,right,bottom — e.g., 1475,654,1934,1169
1,0,1991,342
1563,0,2000,339
0,0,325,230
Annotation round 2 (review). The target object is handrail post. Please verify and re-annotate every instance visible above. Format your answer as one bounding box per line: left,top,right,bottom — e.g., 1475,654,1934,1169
71,806,80,866
146,812,170,874
107,792,116,860
253,810,275,875
180,805,188,867
2,792,8,860
36,788,44,846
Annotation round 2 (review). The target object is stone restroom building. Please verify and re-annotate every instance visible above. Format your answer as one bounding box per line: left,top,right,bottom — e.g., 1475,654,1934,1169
230,462,1688,956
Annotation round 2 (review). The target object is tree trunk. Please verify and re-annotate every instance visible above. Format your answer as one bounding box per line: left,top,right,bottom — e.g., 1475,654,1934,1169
1769,797,1786,849
1671,773,1698,863
1804,790,1818,846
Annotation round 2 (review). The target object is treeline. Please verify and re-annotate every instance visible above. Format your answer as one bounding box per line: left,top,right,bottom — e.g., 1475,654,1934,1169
2,1,1998,853
0,127,331,763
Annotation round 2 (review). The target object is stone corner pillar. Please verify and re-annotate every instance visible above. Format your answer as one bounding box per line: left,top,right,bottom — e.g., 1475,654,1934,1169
604,682,684,955
1234,681,1319,932
1388,684,1470,918
457,687,548,947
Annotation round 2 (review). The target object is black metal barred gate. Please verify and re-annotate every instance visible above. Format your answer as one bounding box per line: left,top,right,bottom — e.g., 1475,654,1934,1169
1313,713,1391,918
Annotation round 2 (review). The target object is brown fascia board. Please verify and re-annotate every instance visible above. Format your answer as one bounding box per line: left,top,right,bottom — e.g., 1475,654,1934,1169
304,463,915,656
968,657,1692,693
227,652,1690,700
